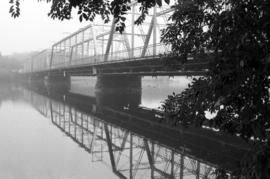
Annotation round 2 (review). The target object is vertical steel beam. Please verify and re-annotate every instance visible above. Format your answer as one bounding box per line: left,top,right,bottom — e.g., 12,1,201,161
180,154,184,179
69,107,71,133
105,123,116,169
69,38,71,52
92,26,97,62
144,139,154,175
64,41,67,65
104,19,116,62
151,142,155,179
69,107,73,120
131,3,136,58
69,36,74,65
153,5,157,56
120,131,129,149
141,12,155,57
49,99,54,122
90,122,97,152
49,45,55,70
104,124,127,179
81,113,84,144
102,27,104,55
74,111,77,138
58,103,61,124
171,151,174,177
87,116,90,130
82,31,85,58
122,33,132,58
196,161,200,179
144,141,171,179
111,38,114,58
75,35,78,60
87,41,90,57
69,47,73,65
59,42,62,65
63,104,66,130
116,131,129,165
129,134,133,179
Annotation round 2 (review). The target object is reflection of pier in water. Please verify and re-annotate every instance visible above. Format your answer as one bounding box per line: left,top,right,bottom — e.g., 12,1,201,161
23,88,250,179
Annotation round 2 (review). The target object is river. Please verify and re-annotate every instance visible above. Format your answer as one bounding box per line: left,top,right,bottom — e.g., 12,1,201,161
0,77,248,178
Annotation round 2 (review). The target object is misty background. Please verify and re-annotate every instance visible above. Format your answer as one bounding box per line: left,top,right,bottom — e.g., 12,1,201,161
0,0,90,81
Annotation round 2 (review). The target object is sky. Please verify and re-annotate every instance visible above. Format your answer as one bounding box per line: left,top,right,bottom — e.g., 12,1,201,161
0,0,89,55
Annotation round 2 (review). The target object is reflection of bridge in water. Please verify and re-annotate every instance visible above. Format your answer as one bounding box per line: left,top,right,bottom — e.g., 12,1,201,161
22,87,250,179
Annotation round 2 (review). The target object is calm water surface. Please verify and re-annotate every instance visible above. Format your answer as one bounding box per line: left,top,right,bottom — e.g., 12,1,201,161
0,78,190,179
0,86,117,179
0,77,246,178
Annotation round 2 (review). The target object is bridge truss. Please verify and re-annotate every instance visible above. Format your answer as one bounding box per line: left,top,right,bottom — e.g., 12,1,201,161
23,2,174,73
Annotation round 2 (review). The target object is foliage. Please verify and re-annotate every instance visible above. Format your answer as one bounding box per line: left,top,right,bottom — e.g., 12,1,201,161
161,0,270,178
240,143,270,179
9,0,170,32
162,0,270,141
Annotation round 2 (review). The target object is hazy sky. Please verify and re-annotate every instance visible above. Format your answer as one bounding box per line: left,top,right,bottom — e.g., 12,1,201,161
0,0,89,55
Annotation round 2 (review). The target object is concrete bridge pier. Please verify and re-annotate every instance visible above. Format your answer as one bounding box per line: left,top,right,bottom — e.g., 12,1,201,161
95,76,142,108
46,73,71,92
96,76,141,92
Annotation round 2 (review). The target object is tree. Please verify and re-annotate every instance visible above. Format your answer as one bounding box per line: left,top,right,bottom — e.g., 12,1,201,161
161,0,270,178
9,0,170,32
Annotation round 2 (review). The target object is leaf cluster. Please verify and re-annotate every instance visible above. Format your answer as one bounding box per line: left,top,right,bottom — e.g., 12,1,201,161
9,0,20,18
9,0,171,32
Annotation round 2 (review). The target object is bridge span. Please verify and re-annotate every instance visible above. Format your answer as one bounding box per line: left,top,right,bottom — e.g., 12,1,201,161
22,3,209,79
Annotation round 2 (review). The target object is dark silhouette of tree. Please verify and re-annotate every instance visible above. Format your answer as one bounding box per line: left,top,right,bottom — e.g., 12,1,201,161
162,0,270,140
9,0,170,32
161,0,270,178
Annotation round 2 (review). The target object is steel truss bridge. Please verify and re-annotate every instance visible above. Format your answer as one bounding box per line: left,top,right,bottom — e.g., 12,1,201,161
22,87,251,179
23,2,209,77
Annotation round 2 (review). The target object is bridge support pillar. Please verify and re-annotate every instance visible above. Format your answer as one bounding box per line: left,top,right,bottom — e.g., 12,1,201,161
96,76,141,92
46,74,71,92
95,76,142,109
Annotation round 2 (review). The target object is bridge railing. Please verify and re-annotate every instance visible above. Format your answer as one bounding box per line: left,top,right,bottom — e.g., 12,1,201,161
50,43,171,69
105,43,171,62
